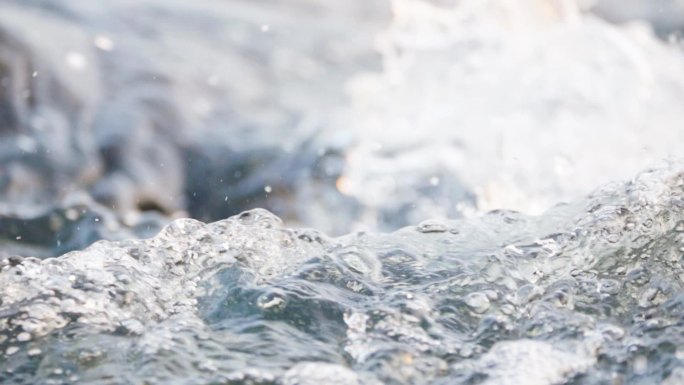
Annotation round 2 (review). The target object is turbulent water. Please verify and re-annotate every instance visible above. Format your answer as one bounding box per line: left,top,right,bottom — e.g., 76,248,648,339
1,0,684,384
2,163,684,384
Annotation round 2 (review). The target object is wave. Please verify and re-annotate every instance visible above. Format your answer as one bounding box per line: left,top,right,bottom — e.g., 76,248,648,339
2,163,684,384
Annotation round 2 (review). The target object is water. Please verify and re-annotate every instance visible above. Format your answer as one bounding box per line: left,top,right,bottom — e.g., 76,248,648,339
340,0,684,222
0,0,388,235
2,0,684,238
1,164,684,384
1,0,684,384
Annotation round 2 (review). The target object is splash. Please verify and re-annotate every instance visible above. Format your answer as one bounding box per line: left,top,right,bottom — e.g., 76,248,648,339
1,164,684,384
340,0,684,224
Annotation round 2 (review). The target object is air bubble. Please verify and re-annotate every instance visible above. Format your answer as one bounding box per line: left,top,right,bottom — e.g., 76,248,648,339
464,292,490,313
417,219,448,233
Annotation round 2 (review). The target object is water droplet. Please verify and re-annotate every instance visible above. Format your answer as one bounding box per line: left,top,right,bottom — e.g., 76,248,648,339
93,34,114,51
65,52,87,70
336,176,353,195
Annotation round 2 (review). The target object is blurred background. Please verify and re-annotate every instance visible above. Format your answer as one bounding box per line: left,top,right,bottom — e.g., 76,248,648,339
0,0,683,256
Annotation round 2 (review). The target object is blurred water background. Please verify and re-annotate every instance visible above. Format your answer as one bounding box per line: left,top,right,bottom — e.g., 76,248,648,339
0,0,683,251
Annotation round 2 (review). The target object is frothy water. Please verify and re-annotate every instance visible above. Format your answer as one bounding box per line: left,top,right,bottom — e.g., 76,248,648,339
339,0,684,224
2,163,684,384
1,1,684,383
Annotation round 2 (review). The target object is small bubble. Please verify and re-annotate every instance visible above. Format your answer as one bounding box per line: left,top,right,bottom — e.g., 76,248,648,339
264,185,272,194
599,279,621,295
417,219,448,233
429,176,440,186
32,71,38,77
605,232,621,243
15,236,21,240
464,292,490,314
261,24,270,32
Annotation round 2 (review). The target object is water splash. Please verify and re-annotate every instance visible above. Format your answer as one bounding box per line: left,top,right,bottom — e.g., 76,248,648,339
2,163,684,384
340,0,684,223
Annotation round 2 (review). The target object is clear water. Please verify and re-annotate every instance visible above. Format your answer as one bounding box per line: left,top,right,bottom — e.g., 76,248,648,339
2,164,684,384
1,1,684,384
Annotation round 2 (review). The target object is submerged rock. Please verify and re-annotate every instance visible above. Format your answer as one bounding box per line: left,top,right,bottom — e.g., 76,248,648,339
1,164,684,384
